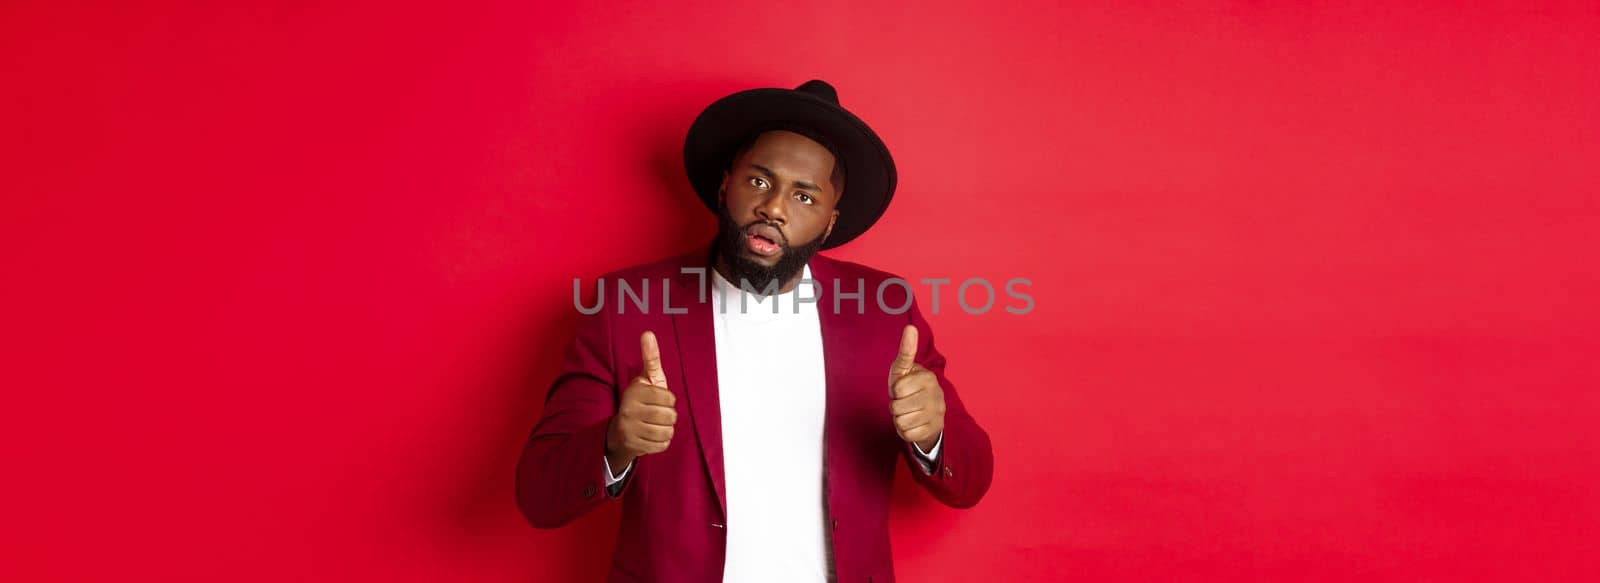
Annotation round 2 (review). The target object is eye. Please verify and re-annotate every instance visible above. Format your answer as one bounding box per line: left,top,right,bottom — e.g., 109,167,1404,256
749,177,769,189
794,192,814,205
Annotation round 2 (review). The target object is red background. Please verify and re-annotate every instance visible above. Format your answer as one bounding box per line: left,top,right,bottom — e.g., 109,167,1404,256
3,1,1596,581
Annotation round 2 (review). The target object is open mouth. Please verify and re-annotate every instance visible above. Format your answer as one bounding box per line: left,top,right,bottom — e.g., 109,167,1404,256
744,224,783,257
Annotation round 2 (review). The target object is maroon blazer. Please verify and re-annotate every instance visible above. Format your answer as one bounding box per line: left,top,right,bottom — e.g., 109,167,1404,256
516,247,994,582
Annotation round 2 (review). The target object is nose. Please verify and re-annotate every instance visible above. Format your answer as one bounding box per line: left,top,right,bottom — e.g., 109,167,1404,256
754,189,787,226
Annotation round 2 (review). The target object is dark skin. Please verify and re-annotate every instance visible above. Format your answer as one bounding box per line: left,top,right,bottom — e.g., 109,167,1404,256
605,131,944,477
714,130,840,294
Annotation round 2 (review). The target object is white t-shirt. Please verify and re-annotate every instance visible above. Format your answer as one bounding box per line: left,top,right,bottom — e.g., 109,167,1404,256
604,263,941,581
711,264,831,582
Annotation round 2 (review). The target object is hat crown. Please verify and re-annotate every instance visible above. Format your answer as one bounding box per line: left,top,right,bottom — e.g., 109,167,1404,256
795,80,839,104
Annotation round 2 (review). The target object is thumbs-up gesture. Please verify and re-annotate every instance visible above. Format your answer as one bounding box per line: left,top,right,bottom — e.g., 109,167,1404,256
889,325,945,452
606,331,678,471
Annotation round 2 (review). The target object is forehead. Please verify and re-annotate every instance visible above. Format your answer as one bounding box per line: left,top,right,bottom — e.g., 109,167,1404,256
736,130,837,179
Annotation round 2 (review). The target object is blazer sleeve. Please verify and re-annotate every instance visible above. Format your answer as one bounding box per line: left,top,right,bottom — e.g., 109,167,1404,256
515,305,639,528
899,299,995,509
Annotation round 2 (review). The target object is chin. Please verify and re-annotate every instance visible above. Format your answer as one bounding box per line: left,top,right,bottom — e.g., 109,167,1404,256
743,251,783,265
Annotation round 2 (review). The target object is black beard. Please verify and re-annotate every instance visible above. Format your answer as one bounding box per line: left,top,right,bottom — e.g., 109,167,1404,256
713,203,826,295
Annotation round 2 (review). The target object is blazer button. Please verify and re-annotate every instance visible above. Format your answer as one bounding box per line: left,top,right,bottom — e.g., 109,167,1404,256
943,466,954,477
831,519,838,531
582,483,596,499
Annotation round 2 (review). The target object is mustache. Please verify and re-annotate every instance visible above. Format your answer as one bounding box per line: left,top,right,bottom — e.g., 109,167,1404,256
742,220,789,247
715,201,825,252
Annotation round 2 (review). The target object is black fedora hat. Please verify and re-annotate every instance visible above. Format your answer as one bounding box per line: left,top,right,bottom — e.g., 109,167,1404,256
682,80,897,250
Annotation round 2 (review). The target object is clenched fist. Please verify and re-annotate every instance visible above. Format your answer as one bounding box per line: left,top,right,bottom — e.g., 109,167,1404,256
889,325,945,451
605,331,678,472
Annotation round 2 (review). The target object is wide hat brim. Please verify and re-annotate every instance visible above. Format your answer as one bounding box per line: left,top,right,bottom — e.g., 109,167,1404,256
682,81,896,250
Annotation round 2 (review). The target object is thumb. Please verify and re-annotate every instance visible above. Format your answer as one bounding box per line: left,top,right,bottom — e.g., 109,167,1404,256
640,330,668,388
889,324,918,382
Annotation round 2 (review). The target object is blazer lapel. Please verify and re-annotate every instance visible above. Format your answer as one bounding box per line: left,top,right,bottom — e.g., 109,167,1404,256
669,248,728,517
810,255,854,515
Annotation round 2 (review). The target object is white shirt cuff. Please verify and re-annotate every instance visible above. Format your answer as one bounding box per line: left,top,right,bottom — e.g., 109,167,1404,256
603,455,634,486
912,431,944,474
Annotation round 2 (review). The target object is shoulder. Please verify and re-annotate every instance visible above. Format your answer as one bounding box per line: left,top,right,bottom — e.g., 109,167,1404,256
812,253,907,287
599,249,706,282
811,254,925,317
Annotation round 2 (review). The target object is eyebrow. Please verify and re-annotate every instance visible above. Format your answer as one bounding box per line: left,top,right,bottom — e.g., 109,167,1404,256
750,164,824,192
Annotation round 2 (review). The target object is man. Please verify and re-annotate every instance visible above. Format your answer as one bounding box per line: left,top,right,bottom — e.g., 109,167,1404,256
516,80,994,582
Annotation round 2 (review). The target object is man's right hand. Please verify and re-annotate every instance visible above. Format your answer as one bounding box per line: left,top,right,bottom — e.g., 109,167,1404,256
605,331,677,472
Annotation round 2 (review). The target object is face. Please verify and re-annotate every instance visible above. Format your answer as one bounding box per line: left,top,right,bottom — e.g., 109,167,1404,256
715,130,841,280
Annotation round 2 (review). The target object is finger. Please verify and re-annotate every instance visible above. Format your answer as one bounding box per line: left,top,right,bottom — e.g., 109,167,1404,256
894,410,927,431
636,404,678,426
902,424,937,444
640,330,668,388
636,385,676,408
630,435,671,455
896,323,921,382
627,375,654,392
890,367,930,399
631,431,671,445
635,424,673,442
897,419,934,437
890,397,925,416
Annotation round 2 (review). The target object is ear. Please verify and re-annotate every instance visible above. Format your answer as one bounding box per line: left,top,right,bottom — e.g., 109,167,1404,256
823,209,838,241
719,170,730,204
